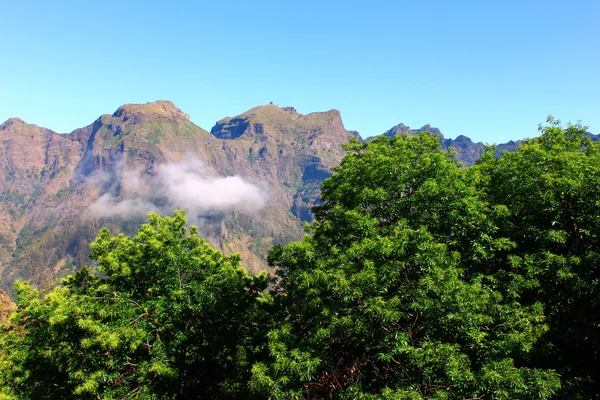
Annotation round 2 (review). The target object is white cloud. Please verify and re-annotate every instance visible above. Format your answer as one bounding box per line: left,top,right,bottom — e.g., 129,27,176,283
88,193,158,217
87,155,267,218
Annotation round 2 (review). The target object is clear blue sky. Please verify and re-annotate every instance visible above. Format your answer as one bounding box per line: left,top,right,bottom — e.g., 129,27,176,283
1,0,598,143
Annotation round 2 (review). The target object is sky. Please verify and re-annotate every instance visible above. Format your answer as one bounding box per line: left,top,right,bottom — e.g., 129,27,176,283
1,0,598,143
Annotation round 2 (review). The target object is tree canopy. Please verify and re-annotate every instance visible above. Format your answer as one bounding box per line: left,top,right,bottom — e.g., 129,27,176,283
473,118,600,398
1,119,598,399
253,133,560,399
0,212,270,399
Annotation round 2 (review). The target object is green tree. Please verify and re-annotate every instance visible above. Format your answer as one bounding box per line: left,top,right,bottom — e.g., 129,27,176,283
0,211,270,399
2,121,596,399
251,134,560,399
474,118,600,398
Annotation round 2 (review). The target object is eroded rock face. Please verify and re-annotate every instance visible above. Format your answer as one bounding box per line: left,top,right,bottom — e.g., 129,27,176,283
0,102,359,292
210,104,359,223
211,118,257,139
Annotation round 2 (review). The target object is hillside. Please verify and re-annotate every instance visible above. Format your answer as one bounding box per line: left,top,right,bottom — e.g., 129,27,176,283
0,101,357,293
0,102,596,293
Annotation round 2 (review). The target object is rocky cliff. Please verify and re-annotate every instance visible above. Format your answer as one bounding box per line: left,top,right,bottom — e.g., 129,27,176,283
0,102,357,293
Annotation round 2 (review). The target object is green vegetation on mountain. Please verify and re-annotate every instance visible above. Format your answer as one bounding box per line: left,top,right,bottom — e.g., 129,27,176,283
1,119,598,399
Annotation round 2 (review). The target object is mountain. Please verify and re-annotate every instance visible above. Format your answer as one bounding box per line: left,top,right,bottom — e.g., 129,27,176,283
0,102,596,294
0,101,357,293
0,117,85,289
210,104,359,221
377,123,490,166
378,123,522,166
379,123,598,167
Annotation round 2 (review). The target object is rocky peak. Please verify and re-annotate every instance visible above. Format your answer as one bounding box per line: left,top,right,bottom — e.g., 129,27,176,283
382,123,411,136
304,109,342,122
381,123,444,140
0,118,28,130
112,100,190,124
0,118,59,139
211,104,296,139
282,106,298,114
210,105,351,144
452,135,472,142
376,123,487,166
586,132,600,142
418,124,444,138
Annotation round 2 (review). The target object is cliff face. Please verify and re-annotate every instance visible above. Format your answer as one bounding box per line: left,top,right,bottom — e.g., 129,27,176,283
0,118,83,279
0,102,358,292
210,104,359,222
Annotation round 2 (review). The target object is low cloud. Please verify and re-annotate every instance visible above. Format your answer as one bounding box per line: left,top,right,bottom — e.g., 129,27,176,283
88,194,158,218
87,156,267,218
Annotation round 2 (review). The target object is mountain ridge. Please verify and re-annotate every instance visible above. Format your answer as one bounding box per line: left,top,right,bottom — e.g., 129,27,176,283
0,101,357,293
0,101,596,294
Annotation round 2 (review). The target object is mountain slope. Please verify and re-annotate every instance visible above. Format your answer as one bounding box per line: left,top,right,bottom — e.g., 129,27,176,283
0,118,83,281
0,102,595,294
211,104,359,221
0,102,358,293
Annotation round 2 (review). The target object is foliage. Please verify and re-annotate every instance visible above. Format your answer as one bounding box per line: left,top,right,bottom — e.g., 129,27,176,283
0,211,270,399
1,120,599,399
473,117,600,398
255,133,560,399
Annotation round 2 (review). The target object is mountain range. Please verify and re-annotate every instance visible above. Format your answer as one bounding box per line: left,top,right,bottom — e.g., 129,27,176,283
0,101,596,294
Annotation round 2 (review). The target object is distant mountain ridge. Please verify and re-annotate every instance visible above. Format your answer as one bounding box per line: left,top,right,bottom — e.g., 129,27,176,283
376,122,598,166
0,101,596,293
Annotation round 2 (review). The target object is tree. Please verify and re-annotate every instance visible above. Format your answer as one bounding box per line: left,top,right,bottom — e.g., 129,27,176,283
474,118,600,398
252,134,560,399
2,120,596,399
0,211,270,399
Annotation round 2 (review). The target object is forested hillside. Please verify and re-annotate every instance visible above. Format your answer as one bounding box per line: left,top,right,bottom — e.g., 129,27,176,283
1,119,598,399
